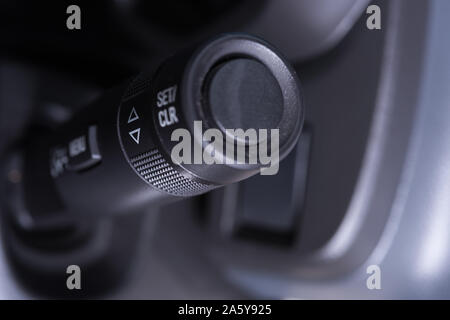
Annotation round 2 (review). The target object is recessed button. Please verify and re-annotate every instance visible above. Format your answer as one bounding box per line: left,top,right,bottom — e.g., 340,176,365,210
206,58,283,134
66,125,102,172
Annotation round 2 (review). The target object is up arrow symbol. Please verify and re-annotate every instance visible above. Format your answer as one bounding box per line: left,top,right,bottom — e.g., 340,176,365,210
128,107,139,123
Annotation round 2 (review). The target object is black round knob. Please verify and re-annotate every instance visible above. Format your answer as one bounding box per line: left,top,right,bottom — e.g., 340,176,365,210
146,33,304,186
